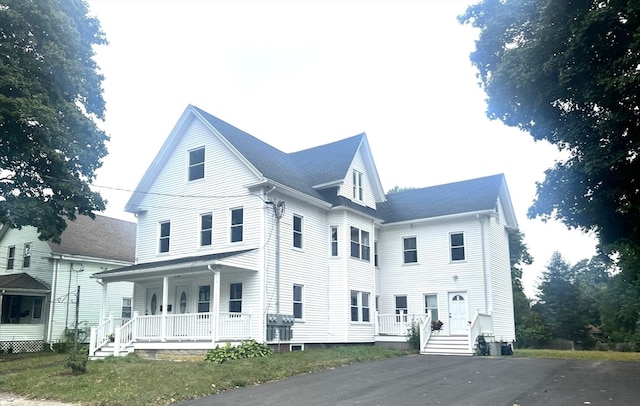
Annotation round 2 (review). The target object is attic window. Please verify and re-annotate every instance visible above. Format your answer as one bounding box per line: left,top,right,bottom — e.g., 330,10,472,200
352,170,363,201
188,147,205,181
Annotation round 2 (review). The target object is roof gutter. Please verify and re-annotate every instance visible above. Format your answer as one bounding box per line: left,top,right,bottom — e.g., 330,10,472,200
381,209,497,228
246,179,333,210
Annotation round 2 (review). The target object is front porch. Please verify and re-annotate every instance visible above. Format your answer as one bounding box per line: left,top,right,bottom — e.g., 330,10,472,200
374,311,494,356
89,311,253,359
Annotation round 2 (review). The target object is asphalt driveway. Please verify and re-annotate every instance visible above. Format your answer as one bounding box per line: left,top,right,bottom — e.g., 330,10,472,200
174,354,640,406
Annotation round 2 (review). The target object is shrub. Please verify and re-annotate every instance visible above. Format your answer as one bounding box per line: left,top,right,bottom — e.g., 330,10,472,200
406,320,421,351
66,350,88,375
205,340,272,363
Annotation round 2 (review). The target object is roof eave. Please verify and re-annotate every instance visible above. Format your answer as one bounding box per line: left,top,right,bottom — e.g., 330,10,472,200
382,209,497,227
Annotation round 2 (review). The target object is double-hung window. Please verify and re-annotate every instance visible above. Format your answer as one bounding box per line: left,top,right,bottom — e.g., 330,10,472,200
350,290,371,322
330,226,338,257
230,208,243,243
22,243,32,268
7,246,15,270
122,298,132,319
188,147,205,181
293,284,303,319
229,282,242,313
198,285,210,313
450,232,465,261
159,221,171,253
293,215,303,249
395,295,408,323
353,170,363,201
350,227,370,261
200,213,213,247
424,294,439,321
403,237,417,264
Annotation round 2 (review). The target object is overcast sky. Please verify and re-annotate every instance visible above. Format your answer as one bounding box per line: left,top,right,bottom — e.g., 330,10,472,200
86,0,597,297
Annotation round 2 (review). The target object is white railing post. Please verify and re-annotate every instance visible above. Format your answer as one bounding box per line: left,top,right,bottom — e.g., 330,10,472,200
89,327,97,357
114,326,121,357
374,311,379,336
132,311,139,342
108,312,114,333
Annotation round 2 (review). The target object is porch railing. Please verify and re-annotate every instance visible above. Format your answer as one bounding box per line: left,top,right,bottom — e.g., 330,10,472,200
90,311,252,357
375,313,427,336
468,310,493,353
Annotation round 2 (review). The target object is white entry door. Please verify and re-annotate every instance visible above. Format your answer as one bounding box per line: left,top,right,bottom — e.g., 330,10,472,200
448,292,468,335
175,285,190,314
146,288,161,316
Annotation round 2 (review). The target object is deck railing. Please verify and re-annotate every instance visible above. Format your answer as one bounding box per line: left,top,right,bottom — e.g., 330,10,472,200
376,313,427,336
90,311,253,356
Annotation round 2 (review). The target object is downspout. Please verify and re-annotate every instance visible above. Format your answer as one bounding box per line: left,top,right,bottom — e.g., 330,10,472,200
48,257,60,350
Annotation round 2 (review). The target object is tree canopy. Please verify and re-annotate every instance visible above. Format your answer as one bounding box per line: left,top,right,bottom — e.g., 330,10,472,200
0,0,108,242
459,1,640,252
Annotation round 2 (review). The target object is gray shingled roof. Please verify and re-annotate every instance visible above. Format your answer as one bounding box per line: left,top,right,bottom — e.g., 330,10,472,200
192,106,363,200
48,214,136,263
0,273,50,291
378,174,506,223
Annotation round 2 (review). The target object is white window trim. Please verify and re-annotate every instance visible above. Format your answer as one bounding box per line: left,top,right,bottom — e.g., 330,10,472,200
122,297,133,319
450,231,466,262
330,226,339,257
200,212,213,247
293,214,303,250
22,242,32,269
7,245,15,270
350,227,371,262
350,290,371,323
293,284,304,320
402,236,418,264
424,293,439,321
158,220,171,254
187,146,205,182
229,207,244,244
229,281,243,313
353,170,363,201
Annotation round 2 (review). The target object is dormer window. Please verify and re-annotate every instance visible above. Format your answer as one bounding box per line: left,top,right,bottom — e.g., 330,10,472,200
188,147,205,181
353,170,363,201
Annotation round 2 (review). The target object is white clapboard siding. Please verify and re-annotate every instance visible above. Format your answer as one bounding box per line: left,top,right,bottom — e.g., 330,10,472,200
134,118,263,263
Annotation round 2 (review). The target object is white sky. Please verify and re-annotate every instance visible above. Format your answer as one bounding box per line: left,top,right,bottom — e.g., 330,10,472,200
86,0,597,298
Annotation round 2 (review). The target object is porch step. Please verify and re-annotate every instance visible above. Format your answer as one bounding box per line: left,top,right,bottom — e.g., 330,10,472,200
421,335,473,356
89,343,135,360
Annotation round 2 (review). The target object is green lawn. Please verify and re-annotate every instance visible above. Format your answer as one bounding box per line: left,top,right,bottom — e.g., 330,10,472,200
0,347,638,405
0,347,410,405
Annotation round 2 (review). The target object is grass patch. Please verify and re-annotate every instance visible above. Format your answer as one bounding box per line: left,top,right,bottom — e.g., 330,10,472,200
513,348,640,362
0,346,409,405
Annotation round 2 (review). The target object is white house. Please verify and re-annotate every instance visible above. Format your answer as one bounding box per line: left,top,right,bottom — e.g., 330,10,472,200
90,105,517,358
0,215,135,353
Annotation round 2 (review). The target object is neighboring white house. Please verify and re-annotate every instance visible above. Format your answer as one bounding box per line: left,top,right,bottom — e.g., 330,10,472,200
0,215,135,353
91,104,517,358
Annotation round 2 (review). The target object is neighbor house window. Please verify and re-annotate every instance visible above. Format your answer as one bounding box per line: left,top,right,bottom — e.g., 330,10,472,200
403,237,417,264
424,294,439,321
293,284,303,319
200,213,213,247
230,208,243,243
395,295,408,322
350,227,370,261
159,221,171,253
330,226,338,257
7,246,15,270
198,285,210,313
229,282,242,313
353,170,363,201
293,215,303,249
351,290,371,322
22,243,32,268
188,147,205,181
450,232,465,261
122,298,132,319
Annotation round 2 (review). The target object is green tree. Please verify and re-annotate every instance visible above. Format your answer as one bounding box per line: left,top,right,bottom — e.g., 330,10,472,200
507,229,533,324
535,252,587,343
0,0,108,242
459,1,640,259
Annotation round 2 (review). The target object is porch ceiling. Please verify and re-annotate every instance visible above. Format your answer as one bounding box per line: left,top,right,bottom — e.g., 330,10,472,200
91,249,257,282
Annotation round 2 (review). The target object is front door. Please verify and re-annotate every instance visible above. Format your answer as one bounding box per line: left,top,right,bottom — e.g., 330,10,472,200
175,285,190,314
146,288,161,316
448,292,468,335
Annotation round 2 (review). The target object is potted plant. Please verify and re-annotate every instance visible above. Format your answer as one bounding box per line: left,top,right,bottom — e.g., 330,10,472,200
108,333,115,343
431,319,443,333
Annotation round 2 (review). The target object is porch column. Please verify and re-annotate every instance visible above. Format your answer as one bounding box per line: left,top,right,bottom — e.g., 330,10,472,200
212,270,220,343
161,276,169,342
101,282,108,321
